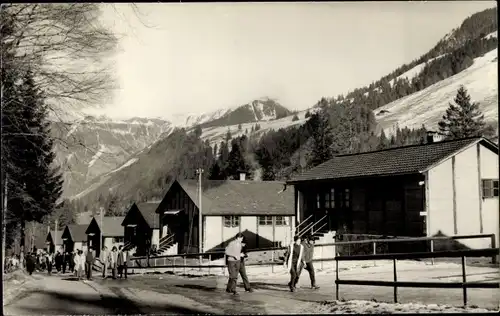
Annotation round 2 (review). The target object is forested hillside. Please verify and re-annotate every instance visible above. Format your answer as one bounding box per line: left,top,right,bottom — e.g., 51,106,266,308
64,7,498,219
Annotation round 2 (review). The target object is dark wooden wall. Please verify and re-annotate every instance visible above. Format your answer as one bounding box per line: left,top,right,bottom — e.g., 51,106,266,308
158,182,200,253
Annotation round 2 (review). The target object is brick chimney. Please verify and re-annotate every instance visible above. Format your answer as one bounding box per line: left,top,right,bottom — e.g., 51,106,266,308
426,131,444,144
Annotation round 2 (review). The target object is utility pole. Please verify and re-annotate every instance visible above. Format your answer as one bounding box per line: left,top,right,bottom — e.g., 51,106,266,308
2,173,8,274
99,206,104,250
55,218,59,252
196,168,204,253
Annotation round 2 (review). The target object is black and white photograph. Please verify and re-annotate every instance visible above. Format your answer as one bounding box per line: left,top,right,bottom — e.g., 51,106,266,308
1,1,499,314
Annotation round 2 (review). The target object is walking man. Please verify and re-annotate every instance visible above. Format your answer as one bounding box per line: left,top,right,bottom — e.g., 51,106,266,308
85,247,95,281
99,246,109,279
238,238,253,292
298,235,320,290
117,245,128,279
283,235,304,292
225,233,244,295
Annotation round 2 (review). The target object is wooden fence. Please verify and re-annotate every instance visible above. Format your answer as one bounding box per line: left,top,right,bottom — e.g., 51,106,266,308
334,247,499,307
127,233,496,272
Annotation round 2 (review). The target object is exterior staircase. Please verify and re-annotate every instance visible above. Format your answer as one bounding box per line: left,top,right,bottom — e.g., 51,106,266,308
150,234,177,257
296,215,337,259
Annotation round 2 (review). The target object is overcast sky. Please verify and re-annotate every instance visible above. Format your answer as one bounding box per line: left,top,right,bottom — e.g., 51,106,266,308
84,1,497,120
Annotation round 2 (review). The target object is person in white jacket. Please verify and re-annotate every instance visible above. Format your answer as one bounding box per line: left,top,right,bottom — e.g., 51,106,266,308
283,235,304,292
74,250,84,280
225,233,244,295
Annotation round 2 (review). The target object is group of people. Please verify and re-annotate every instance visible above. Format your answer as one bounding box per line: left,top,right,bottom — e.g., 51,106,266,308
98,245,129,280
20,244,129,282
224,233,319,295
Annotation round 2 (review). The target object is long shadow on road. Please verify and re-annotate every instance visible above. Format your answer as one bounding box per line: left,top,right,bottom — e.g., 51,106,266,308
4,288,217,315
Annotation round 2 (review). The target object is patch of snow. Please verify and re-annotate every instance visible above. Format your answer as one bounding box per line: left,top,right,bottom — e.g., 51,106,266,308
301,300,497,314
249,103,259,121
66,121,81,138
88,144,106,168
107,158,139,175
378,48,498,134
389,55,445,87
484,31,497,40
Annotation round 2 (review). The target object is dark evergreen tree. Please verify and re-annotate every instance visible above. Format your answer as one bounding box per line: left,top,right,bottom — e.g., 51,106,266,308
309,98,334,167
292,114,299,121
238,123,242,131
2,68,63,251
226,142,248,179
438,86,492,140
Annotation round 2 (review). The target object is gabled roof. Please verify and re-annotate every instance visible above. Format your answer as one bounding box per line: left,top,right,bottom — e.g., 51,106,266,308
136,202,160,228
63,224,88,242
46,230,63,245
87,216,125,237
167,179,294,216
288,137,498,183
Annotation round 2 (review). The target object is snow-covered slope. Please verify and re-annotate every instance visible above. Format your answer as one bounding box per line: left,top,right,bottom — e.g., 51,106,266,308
376,49,498,134
52,115,173,197
168,97,292,128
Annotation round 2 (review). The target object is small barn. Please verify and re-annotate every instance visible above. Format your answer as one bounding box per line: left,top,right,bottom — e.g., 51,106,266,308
61,224,88,253
85,216,125,256
287,136,499,251
121,202,161,256
155,178,295,255
45,230,63,253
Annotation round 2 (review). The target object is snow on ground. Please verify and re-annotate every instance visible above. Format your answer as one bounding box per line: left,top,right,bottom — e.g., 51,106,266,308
107,158,139,175
87,144,106,168
3,270,40,306
484,31,497,40
389,55,445,87
298,300,497,314
376,49,498,135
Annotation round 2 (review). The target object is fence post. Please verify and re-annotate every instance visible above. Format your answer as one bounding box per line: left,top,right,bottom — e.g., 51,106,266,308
183,255,187,275
199,255,202,272
490,235,497,264
372,241,377,267
462,256,467,307
173,257,176,274
393,258,398,303
430,240,435,265
335,258,339,300
272,250,275,273
223,254,226,276
321,245,324,270
208,254,211,275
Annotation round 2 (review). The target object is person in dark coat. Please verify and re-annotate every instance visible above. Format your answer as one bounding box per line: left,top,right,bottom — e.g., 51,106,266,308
46,252,53,275
26,253,35,275
85,247,95,280
117,245,128,279
55,251,62,272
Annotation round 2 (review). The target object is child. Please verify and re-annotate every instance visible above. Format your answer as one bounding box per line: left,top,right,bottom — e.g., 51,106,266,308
283,235,304,292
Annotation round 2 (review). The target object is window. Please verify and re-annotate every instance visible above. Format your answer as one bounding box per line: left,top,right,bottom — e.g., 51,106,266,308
275,216,288,226
224,216,240,228
482,179,499,198
259,216,273,226
316,194,321,209
324,188,335,208
344,188,350,207
114,237,124,243
259,216,288,226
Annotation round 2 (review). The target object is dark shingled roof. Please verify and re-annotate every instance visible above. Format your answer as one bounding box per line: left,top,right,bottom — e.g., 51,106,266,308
288,137,498,183
136,202,160,228
65,224,88,242
98,217,125,237
46,230,63,245
176,180,294,216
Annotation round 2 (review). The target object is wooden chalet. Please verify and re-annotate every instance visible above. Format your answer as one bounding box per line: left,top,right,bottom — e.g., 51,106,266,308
287,136,499,252
45,230,63,253
155,177,295,255
121,202,161,256
85,216,125,257
61,224,88,253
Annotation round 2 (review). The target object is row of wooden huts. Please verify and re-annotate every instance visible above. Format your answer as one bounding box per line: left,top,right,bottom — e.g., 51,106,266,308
44,136,498,258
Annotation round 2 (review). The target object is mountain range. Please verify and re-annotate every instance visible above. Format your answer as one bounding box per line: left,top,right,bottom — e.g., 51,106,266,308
53,8,498,203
